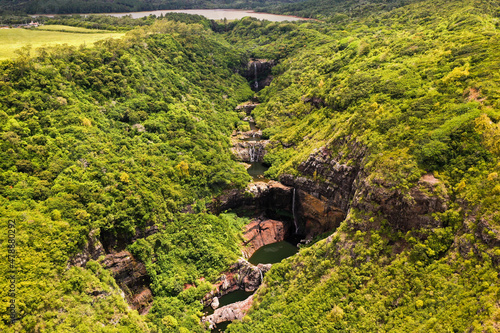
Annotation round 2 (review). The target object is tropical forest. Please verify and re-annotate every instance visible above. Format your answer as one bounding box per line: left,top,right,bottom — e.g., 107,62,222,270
1,0,500,332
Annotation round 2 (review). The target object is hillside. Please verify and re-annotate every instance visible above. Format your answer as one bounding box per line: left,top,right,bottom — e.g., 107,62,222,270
0,0,303,15
1,0,500,332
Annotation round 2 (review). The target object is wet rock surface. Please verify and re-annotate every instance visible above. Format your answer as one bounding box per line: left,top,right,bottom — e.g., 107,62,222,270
231,140,269,163
241,59,276,91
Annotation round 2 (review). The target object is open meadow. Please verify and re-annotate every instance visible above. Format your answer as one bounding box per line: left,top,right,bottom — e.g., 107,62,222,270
0,25,124,60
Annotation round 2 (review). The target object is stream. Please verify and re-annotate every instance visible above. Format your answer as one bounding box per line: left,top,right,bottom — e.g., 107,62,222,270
204,100,302,332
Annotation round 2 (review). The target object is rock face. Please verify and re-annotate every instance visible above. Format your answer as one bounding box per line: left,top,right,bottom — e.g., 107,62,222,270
231,140,269,162
281,141,449,238
210,180,293,220
69,228,155,315
203,295,254,329
235,102,259,115
69,229,104,268
242,59,276,91
242,219,289,258
102,251,153,314
352,173,449,231
202,259,271,306
295,189,345,238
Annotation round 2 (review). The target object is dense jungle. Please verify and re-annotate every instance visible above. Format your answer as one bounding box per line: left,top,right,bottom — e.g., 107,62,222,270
1,0,500,332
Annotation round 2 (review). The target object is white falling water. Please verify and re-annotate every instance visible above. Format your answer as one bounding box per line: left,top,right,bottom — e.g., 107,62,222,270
254,62,259,90
258,267,263,283
292,188,298,234
249,144,256,162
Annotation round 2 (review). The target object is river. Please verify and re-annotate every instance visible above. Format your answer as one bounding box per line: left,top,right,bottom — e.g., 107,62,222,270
103,9,306,21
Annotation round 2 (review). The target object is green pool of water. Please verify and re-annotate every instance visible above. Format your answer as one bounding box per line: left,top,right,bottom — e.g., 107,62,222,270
203,289,253,316
219,290,253,307
212,321,231,333
247,162,270,182
248,241,298,265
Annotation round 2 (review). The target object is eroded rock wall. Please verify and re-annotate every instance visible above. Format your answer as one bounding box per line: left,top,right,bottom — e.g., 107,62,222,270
242,219,289,258
202,259,271,307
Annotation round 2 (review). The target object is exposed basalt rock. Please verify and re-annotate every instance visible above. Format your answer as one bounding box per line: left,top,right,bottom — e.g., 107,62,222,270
203,295,254,329
281,141,449,237
242,59,276,91
242,219,289,258
100,224,159,253
235,128,263,141
236,102,259,115
231,140,269,162
102,251,153,314
209,180,293,219
280,143,365,238
295,189,345,238
202,259,271,307
69,229,104,268
351,173,449,231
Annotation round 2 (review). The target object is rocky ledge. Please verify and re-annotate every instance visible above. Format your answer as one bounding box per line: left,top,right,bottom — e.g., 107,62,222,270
210,180,293,218
202,294,254,330
202,259,271,307
231,140,269,163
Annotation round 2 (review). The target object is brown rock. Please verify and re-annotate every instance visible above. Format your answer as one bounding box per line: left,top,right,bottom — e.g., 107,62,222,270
203,294,254,329
202,260,271,306
209,180,293,219
242,219,289,258
296,190,345,238
102,251,153,314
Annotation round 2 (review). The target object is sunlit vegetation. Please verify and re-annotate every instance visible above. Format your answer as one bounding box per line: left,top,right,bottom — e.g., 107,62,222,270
0,19,253,332
1,0,500,332
0,27,124,60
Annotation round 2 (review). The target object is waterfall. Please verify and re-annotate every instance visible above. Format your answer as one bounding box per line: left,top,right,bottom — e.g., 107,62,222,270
292,188,298,234
249,143,262,163
249,143,255,162
258,267,263,283
253,62,259,90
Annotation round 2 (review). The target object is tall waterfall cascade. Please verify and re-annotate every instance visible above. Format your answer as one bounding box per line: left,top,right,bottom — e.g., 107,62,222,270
292,188,298,234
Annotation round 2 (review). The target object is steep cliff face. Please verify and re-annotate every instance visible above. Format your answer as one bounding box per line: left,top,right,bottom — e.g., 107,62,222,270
69,229,105,268
242,219,289,258
280,140,449,238
352,173,449,231
242,59,276,91
102,251,153,314
210,181,293,219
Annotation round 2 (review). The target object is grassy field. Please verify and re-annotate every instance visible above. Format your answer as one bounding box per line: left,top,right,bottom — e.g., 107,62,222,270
36,24,113,33
0,27,124,60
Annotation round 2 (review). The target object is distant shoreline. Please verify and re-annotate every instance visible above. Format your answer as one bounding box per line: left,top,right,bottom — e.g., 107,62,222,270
32,9,311,22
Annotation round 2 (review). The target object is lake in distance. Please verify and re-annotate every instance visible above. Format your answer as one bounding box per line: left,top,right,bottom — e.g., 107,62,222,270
106,9,307,21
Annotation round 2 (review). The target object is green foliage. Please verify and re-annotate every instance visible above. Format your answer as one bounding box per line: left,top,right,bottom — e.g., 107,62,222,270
0,18,253,332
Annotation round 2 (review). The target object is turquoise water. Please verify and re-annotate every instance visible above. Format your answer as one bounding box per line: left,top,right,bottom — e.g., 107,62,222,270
248,241,298,265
